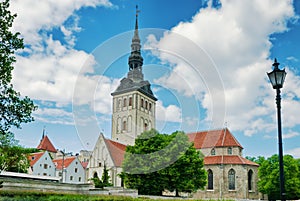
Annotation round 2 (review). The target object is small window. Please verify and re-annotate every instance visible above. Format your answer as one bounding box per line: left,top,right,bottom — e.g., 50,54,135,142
31,156,35,160
43,173,47,176
59,172,62,176
149,103,152,111
123,98,127,107
44,164,48,169
76,162,78,165
79,177,81,182
141,99,144,108
144,123,148,131
45,157,47,160
129,97,132,106
211,148,216,156
248,170,253,191
228,147,232,155
98,162,102,167
228,169,235,190
75,168,78,173
123,120,127,131
70,176,73,181
207,169,213,190
145,100,148,109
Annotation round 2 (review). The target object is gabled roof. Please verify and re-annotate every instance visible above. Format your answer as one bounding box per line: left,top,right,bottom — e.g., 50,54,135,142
37,135,57,153
28,152,44,167
204,155,259,166
187,128,243,149
53,156,76,170
104,138,126,167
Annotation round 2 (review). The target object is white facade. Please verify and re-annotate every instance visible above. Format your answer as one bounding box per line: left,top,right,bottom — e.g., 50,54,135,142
54,157,86,184
29,151,56,177
87,134,125,187
111,91,156,145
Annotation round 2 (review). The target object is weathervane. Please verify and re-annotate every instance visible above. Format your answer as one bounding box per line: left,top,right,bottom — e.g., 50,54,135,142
136,5,140,17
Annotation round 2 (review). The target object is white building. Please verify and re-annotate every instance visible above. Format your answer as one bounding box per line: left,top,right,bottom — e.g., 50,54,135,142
53,156,85,184
86,133,126,186
28,151,56,177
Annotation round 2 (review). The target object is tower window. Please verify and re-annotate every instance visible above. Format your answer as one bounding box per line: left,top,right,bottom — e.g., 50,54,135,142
145,101,148,109
211,148,216,156
141,99,144,108
144,123,148,131
123,121,127,131
207,169,213,190
123,98,127,107
149,103,152,111
228,169,235,190
228,147,232,155
129,97,132,106
248,169,253,191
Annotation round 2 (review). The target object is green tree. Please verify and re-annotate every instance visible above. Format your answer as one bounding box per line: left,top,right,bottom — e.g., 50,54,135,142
0,0,37,172
102,163,112,187
122,130,207,196
258,154,300,200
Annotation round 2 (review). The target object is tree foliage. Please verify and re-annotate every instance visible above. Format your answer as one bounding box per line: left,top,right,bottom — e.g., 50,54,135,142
90,164,113,189
122,130,207,196
0,0,37,136
0,0,37,172
257,154,300,200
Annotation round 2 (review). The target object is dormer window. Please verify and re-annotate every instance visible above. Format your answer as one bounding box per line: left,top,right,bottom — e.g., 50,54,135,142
228,147,232,155
211,148,216,156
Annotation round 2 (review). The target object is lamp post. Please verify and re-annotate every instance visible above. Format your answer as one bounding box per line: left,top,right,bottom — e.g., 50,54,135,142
267,58,287,201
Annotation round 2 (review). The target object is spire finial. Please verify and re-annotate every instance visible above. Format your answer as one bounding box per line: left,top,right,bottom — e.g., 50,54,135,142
135,5,140,30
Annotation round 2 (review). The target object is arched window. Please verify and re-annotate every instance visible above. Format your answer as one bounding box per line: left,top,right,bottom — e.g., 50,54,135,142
228,147,232,155
149,103,152,111
129,97,132,106
128,116,132,132
248,169,253,191
211,148,216,156
123,98,127,107
141,98,144,108
228,169,235,190
93,172,98,178
207,169,213,190
145,100,148,109
122,120,127,131
117,118,121,133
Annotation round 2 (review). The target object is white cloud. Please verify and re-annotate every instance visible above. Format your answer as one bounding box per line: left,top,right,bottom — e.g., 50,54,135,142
10,0,113,47
156,101,182,123
283,131,299,139
286,147,300,158
147,0,298,136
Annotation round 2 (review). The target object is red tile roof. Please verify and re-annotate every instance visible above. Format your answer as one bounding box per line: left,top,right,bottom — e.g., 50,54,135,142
204,155,259,166
28,152,44,166
187,128,243,149
37,135,57,153
53,156,76,170
104,138,126,167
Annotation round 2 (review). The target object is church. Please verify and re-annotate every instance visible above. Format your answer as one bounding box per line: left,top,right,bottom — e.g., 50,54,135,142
86,9,259,199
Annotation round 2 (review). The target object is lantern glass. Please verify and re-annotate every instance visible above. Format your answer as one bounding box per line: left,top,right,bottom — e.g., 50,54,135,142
267,69,286,89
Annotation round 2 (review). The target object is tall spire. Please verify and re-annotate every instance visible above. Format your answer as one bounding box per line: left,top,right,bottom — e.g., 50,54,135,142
128,5,143,74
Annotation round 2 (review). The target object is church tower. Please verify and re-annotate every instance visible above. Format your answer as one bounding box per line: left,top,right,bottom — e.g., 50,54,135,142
111,6,157,145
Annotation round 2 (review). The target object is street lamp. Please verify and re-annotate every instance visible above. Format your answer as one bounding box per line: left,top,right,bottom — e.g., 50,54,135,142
267,58,287,201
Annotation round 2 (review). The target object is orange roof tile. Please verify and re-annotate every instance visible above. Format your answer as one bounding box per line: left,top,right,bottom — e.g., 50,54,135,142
28,152,44,167
37,135,57,153
187,128,243,149
104,139,126,167
204,155,259,166
53,156,76,170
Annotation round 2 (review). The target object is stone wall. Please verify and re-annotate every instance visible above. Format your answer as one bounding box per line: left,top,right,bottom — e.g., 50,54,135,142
0,174,137,197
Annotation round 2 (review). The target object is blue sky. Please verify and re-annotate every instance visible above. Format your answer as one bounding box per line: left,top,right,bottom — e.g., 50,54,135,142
9,0,300,158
